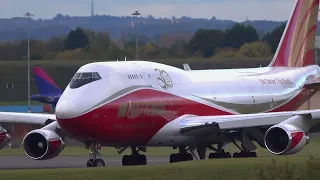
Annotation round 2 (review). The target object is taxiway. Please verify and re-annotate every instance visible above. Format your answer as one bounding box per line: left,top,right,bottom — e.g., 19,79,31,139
0,156,168,169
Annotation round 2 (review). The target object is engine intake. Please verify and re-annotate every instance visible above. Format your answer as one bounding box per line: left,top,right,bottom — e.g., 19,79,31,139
22,129,65,160
264,124,309,155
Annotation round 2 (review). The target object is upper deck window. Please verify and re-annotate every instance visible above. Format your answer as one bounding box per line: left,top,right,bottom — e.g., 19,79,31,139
70,72,102,89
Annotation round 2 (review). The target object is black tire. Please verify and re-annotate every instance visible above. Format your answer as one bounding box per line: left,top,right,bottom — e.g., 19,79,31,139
122,155,129,166
139,155,147,165
93,159,105,167
186,153,193,161
86,159,94,167
209,153,218,159
127,155,134,166
233,152,240,158
180,154,187,161
250,152,257,157
170,153,178,163
225,152,231,158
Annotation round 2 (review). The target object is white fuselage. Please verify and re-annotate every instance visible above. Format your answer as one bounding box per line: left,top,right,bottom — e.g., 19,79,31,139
54,61,320,146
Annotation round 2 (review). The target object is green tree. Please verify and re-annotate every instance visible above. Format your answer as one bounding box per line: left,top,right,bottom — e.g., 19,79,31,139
65,27,90,50
169,40,189,58
262,23,286,53
85,32,126,60
237,41,272,57
225,23,259,49
29,40,47,60
47,36,66,52
187,29,226,58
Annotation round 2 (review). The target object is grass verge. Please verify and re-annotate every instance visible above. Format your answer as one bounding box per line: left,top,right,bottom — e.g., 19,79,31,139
0,156,319,180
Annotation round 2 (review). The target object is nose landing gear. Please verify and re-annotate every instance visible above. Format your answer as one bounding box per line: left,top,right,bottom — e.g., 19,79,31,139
86,142,105,167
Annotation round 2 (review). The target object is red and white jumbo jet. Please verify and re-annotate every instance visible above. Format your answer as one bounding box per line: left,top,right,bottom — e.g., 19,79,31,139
1,0,320,167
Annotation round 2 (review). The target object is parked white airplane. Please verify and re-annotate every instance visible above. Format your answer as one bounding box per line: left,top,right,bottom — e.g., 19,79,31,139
0,0,320,167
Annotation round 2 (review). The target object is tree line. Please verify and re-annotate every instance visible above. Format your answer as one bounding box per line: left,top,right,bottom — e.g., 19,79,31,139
0,23,285,61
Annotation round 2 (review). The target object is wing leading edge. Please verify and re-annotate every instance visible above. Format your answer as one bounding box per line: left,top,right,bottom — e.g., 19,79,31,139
179,109,320,135
0,112,56,126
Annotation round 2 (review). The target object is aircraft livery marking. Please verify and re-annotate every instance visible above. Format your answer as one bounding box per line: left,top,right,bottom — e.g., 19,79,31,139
259,78,293,85
154,68,173,89
117,100,170,119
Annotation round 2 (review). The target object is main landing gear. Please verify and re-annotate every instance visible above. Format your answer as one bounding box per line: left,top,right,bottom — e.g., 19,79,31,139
208,144,232,159
86,142,105,167
231,138,257,158
208,141,257,159
122,146,147,166
169,147,193,163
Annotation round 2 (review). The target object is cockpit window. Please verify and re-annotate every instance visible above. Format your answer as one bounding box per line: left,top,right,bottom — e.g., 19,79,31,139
69,72,102,89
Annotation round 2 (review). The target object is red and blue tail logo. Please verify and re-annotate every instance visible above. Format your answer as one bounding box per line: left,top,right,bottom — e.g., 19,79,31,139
32,67,62,95
31,67,62,107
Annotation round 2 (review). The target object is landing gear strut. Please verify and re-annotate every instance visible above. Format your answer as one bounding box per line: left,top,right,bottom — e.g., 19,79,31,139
86,142,105,167
208,144,232,159
122,146,147,166
169,146,193,163
231,139,257,158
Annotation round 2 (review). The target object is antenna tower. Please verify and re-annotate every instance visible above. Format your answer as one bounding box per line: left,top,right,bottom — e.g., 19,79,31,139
91,0,94,16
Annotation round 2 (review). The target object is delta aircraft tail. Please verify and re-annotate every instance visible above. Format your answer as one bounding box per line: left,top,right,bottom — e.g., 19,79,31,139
268,0,319,67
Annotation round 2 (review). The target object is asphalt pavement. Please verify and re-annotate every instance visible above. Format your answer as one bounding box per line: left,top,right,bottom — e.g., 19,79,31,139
0,156,169,169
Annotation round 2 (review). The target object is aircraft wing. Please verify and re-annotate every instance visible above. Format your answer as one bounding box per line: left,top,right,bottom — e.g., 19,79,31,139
0,112,56,126
179,109,320,135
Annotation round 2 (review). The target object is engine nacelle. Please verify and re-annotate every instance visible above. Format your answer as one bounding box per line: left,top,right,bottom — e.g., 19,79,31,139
22,129,65,160
264,124,309,155
0,126,11,150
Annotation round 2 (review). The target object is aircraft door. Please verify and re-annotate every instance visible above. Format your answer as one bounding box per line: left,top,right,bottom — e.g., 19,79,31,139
239,77,255,104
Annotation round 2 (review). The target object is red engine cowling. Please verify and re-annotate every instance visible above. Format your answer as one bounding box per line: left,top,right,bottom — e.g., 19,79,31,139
264,124,309,155
22,129,65,160
0,126,11,150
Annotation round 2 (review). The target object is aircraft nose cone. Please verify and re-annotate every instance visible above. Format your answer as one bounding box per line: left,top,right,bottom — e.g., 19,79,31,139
55,99,79,119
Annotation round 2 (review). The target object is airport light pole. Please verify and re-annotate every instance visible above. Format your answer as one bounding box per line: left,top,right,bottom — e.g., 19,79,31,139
24,12,34,113
132,10,141,60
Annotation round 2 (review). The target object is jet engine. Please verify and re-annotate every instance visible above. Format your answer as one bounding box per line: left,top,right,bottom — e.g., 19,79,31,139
22,129,65,160
0,126,11,150
264,124,309,155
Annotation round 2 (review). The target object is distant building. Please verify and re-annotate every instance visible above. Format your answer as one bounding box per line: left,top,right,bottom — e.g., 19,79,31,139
171,16,180,24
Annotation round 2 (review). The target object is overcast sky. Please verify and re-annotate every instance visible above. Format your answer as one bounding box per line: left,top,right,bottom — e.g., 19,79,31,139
1,0,296,22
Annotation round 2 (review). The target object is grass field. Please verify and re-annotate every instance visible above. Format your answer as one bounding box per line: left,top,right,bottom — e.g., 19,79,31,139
0,138,320,179
0,156,319,180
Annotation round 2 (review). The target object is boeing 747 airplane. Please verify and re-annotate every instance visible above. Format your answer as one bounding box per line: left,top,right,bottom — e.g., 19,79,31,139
0,0,320,167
